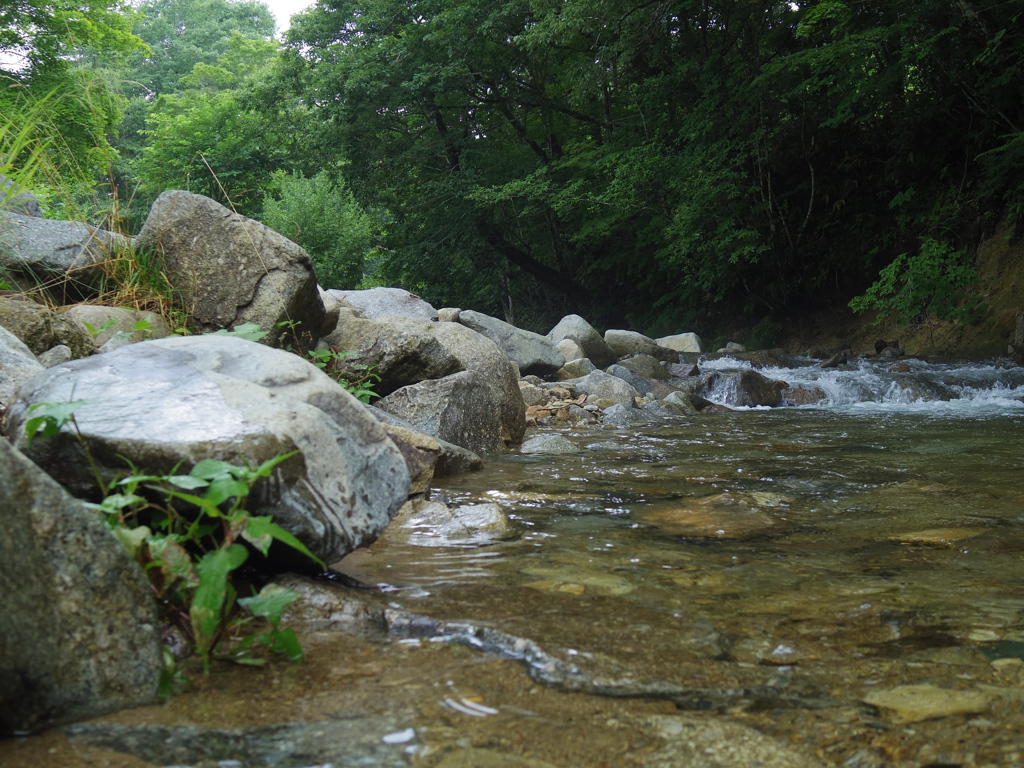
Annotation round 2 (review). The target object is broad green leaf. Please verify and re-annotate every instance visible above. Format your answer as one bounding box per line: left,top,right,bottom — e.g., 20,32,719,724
203,477,250,507
238,583,299,624
166,475,211,491
243,515,324,568
268,627,303,662
189,459,238,481
23,400,95,447
161,488,224,517
92,492,146,512
113,525,152,557
190,544,249,659
211,322,268,342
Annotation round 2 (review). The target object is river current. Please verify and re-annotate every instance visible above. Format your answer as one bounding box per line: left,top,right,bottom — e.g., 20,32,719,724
8,356,1024,768
338,355,1024,766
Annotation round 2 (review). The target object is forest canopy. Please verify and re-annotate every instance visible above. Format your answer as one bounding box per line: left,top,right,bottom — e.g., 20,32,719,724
2,0,1022,335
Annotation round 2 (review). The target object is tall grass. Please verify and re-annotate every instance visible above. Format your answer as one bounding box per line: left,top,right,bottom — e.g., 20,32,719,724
0,79,176,320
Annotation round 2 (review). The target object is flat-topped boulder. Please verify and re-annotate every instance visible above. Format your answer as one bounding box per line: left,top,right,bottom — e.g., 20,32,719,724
325,287,438,321
604,329,679,363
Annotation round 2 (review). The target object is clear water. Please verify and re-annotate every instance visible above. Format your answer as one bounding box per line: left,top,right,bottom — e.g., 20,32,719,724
336,357,1024,764
13,358,1023,767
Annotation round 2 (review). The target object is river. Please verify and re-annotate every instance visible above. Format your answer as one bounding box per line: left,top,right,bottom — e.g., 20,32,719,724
5,355,1024,767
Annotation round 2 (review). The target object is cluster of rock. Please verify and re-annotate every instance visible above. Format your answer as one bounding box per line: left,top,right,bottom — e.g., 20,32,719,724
0,191,515,733
0,187,784,734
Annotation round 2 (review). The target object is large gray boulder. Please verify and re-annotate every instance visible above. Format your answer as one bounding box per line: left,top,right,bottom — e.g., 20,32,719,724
326,287,438,321
556,337,586,362
369,406,483,477
375,322,526,455
323,312,463,397
547,314,617,368
705,369,788,407
604,329,679,363
375,371,506,456
0,323,43,403
606,363,656,397
0,296,95,358
0,440,162,735
567,370,641,407
551,357,596,381
615,353,670,379
656,332,703,354
136,191,324,350
0,211,129,299
457,309,565,376
5,335,411,565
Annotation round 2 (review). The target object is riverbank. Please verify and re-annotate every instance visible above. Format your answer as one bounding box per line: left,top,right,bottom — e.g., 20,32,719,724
776,220,1024,359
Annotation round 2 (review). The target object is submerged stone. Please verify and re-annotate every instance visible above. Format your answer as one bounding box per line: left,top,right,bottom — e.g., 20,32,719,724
863,684,992,724
521,434,581,455
638,492,792,540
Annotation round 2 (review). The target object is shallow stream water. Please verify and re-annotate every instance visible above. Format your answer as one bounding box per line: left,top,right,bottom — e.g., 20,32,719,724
5,356,1024,768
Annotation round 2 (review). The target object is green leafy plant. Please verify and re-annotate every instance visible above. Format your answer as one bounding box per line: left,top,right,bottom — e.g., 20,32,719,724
849,238,986,328
307,347,381,403
211,321,270,342
747,318,782,351
23,400,322,685
81,318,117,338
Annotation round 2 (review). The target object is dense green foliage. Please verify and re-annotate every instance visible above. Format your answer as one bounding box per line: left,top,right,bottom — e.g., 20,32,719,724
275,0,1024,332
25,398,320,679
260,170,383,289
3,0,1023,332
0,0,144,197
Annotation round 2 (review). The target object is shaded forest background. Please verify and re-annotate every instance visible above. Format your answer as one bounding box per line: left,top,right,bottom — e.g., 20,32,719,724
2,0,1022,342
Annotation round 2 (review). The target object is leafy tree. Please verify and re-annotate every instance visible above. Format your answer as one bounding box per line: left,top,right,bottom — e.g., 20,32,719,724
849,238,983,328
135,34,282,212
0,0,142,77
276,0,1024,334
128,0,275,98
259,170,381,290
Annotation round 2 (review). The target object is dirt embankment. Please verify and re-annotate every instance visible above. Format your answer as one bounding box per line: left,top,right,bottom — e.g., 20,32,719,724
779,221,1024,359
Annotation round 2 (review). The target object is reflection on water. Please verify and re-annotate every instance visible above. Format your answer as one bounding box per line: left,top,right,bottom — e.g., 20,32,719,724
335,358,1024,764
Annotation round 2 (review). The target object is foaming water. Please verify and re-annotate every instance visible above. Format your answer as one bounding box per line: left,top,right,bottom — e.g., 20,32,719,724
702,355,1024,414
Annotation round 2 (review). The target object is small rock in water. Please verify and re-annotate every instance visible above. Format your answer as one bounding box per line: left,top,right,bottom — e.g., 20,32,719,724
380,500,516,548
638,492,792,540
520,434,581,455
862,684,991,724
782,385,826,406
888,528,987,547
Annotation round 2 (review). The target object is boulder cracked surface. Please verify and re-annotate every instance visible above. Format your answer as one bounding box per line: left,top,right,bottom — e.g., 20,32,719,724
326,312,526,456
136,191,324,350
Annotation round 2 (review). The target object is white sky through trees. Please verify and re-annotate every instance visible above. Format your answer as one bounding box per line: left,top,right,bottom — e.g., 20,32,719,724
263,0,313,33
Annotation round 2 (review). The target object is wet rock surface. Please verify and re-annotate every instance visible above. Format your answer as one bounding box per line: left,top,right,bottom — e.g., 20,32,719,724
0,441,161,735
